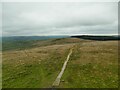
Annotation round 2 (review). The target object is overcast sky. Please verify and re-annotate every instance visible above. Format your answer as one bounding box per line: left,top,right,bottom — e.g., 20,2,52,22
2,2,118,36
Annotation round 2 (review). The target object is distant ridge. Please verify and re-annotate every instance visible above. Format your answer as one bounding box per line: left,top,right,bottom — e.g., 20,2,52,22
2,36,69,41
71,35,120,41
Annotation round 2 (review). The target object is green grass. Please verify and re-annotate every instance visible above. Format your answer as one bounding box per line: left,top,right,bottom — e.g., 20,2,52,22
60,63,118,88
2,43,70,88
2,38,118,88
60,41,118,88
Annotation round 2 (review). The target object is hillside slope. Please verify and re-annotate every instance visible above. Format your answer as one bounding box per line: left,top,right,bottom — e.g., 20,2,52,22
2,38,118,88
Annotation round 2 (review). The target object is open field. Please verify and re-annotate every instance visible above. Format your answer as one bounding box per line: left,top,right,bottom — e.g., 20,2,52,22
2,38,118,88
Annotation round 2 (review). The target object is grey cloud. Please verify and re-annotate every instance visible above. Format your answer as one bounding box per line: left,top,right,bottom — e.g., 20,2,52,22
2,2,118,36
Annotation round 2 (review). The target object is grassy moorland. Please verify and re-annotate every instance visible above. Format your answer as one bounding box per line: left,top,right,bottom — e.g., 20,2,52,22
60,41,118,88
2,38,118,88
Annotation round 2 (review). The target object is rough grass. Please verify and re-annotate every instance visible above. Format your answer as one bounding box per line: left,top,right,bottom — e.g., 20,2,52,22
2,43,72,88
2,38,118,88
60,41,118,88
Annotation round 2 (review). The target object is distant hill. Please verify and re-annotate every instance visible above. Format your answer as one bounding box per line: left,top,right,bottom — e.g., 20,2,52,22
2,35,119,51
2,36,69,42
2,36,69,51
71,35,120,41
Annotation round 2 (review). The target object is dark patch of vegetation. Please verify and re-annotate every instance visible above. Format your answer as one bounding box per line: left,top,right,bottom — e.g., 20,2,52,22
71,35,120,41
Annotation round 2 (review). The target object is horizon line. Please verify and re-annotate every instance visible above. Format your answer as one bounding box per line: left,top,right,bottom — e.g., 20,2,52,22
1,34,119,37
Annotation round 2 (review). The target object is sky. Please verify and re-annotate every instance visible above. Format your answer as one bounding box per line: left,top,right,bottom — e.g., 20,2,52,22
2,2,118,36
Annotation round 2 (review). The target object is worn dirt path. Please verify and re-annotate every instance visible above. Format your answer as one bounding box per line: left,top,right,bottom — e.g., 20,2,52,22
52,48,73,87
